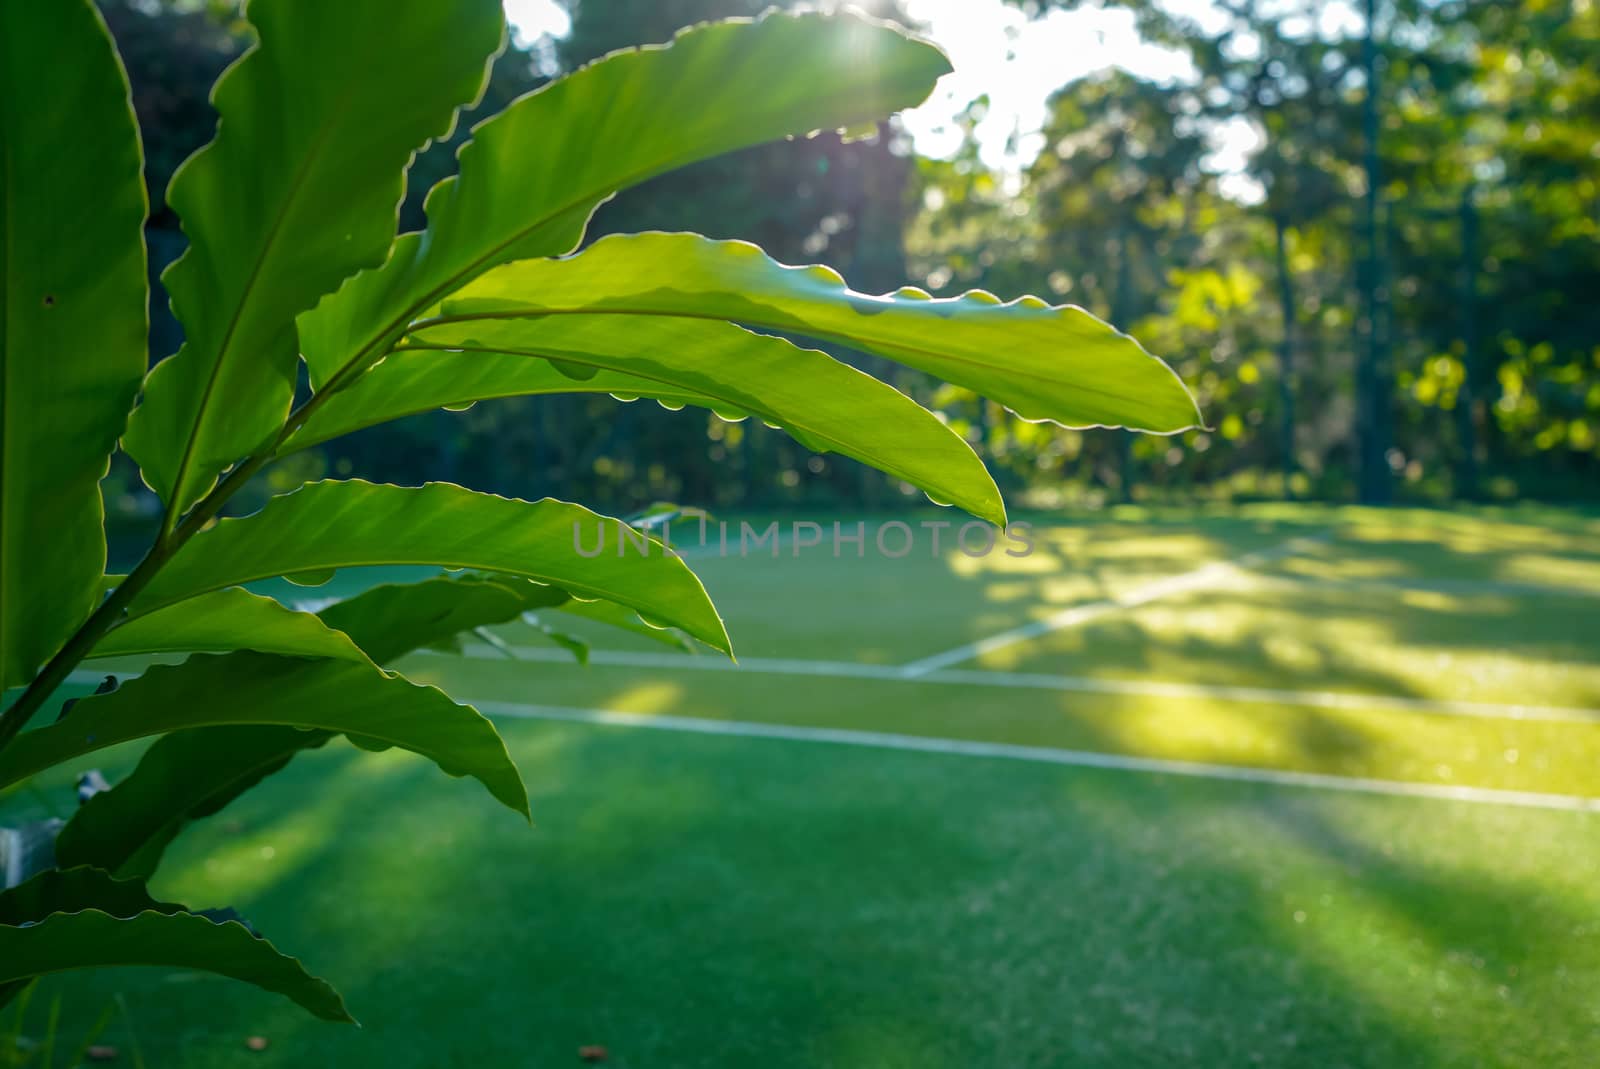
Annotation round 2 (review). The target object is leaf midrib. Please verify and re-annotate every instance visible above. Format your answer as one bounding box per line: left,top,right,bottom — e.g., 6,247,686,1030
163,102,348,514
321,40,929,400
414,304,1191,421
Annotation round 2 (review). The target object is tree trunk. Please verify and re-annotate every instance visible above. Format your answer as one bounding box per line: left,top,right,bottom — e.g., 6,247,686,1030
1273,214,1300,498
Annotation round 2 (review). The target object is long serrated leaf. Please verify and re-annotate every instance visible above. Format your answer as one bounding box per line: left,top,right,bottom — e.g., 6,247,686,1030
0,867,180,927
54,577,688,891
0,652,528,818
297,10,950,392
87,587,366,662
317,573,567,664
55,725,334,879
0,909,351,1023
431,232,1203,432
285,350,720,452
0,866,183,1011
57,573,616,880
554,598,694,653
0,0,147,687
314,572,694,661
128,480,731,653
122,0,504,515
367,316,1006,523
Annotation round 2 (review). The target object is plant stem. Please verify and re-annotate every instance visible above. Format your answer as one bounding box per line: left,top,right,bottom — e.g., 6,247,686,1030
0,456,255,752
0,335,389,755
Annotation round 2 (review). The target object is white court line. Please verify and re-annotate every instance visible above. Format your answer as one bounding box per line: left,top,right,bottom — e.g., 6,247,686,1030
73,632,1600,726
1246,572,1600,601
450,646,1600,724
61,671,1600,810
896,536,1327,677
473,701,1600,814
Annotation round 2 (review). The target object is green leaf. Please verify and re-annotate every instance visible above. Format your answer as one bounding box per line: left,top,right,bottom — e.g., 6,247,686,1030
296,10,950,392
0,908,352,1023
0,868,349,1024
0,652,529,819
129,480,731,654
0,866,179,928
362,316,1007,523
518,618,589,664
55,725,335,879
317,572,567,664
121,0,504,516
0,0,147,687
284,350,719,452
0,866,180,1011
433,232,1203,432
315,571,694,660
60,570,696,880
555,598,694,653
58,574,573,879
86,587,367,662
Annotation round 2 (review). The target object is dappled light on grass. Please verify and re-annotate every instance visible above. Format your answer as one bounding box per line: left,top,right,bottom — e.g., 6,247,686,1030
660,511,1311,662
1260,508,1600,590
14,507,1600,1063
997,584,1600,711
33,722,1600,1067
180,802,327,905
1209,801,1597,1056
575,680,687,718
386,506,1600,800
413,649,1600,796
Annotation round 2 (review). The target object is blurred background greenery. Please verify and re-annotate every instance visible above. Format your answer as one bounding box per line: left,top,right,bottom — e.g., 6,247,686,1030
100,0,1599,524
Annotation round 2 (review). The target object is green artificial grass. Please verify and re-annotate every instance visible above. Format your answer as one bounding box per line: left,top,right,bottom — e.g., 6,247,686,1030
22,724,1600,1068
6,504,1600,1066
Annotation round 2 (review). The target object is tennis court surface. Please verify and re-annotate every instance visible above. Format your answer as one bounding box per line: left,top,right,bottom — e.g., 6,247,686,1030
23,504,1600,1066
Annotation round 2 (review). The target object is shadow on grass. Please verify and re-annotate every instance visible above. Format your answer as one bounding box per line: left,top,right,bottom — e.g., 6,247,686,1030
18,505,1600,1065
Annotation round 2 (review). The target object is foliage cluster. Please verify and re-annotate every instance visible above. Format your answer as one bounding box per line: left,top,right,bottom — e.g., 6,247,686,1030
914,0,1599,503
0,0,1193,1017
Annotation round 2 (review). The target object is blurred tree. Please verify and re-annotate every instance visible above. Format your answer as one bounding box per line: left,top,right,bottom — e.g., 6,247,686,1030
958,0,1599,502
99,0,1598,509
912,71,1288,500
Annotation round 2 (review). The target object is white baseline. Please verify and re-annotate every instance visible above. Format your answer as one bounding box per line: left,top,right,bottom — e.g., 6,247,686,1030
60,670,1599,809
455,646,1600,724
475,701,1600,814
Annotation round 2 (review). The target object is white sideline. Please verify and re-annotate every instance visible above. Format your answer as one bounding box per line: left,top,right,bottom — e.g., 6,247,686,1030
472,701,1600,814
896,536,1326,677
60,670,1600,810
454,644,1600,724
